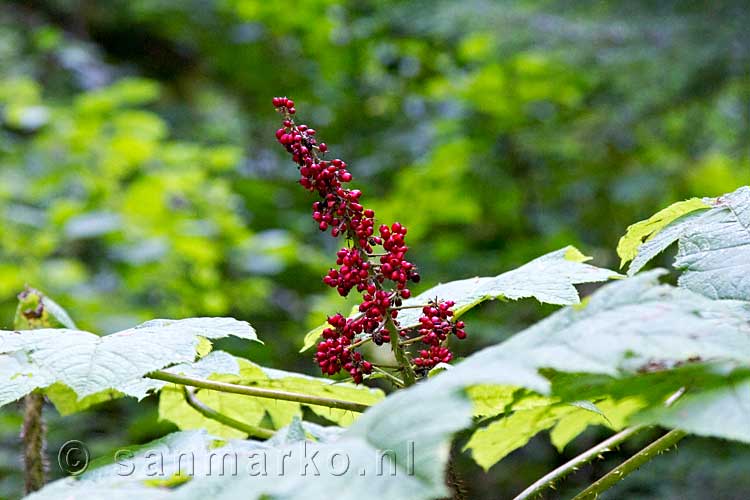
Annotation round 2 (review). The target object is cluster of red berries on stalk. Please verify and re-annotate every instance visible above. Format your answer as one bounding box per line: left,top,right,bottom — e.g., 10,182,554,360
273,96,466,384
411,300,466,371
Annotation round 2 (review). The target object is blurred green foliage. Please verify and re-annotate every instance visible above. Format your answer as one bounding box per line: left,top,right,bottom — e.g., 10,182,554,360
1,0,750,498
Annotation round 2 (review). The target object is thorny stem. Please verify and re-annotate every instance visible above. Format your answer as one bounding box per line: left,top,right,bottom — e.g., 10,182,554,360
182,388,274,440
516,388,688,499
148,370,371,413
570,429,688,500
511,426,646,500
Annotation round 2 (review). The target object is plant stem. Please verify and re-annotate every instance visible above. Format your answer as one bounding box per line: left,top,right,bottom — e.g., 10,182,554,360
183,388,274,440
400,334,426,347
571,429,687,500
512,426,646,500
371,366,404,387
350,336,372,349
148,371,371,413
21,393,46,494
391,304,429,311
385,313,417,386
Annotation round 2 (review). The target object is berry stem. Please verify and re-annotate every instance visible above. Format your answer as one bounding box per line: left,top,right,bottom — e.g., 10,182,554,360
391,304,431,311
400,334,426,346
349,336,372,349
148,371,371,413
371,366,405,387
386,310,417,386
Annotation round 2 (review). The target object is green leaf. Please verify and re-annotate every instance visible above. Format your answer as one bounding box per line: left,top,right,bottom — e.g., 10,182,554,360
158,360,292,439
617,197,710,269
549,398,644,452
425,270,750,461
428,270,750,397
633,372,750,443
674,187,750,300
158,359,384,437
464,393,643,470
29,380,472,500
397,246,618,328
47,351,241,415
302,246,618,351
0,317,258,407
626,209,706,276
260,366,384,426
467,385,540,417
618,186,750,301
465,403,575,470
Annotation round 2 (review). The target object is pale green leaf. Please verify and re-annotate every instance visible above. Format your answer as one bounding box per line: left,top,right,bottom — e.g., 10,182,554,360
429,270,750,398
30,382,472,500
617,197,710,268
397,246,618,328
618,186,750,301
550,398,644,452
0,317,258,407
47,351,242,416
465,394,642,470
674,187,750,300
158,360,384,437
159,359,298,438
633,374,750,443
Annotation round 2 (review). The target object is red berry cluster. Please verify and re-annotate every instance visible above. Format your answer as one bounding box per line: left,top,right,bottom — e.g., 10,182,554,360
409,300,466,372
415,346,453,370
273,97,466,383
316,313,372,382
323,248,370,296
415,300,467,344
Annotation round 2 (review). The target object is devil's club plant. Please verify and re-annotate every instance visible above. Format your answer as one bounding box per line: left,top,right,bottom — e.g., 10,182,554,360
272,96,465,385
3,101,750,500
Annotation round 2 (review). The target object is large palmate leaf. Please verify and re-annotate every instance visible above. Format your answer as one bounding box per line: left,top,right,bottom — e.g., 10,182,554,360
27,380,472,500
619,186,750,300
419,270,750,468
48,351,242,415
430,270,750,396
633,371,750,443
301,246,618,351
159,359,384,437
0,317,258,407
